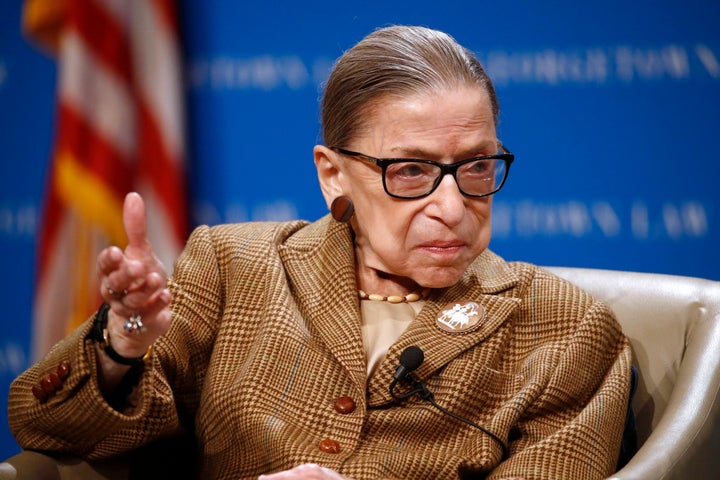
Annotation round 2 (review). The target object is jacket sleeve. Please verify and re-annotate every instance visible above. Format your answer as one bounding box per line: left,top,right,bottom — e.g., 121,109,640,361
8,225,223,459
488,299,633,480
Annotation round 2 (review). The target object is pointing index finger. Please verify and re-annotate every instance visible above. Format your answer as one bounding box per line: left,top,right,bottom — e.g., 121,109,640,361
123,192,151,251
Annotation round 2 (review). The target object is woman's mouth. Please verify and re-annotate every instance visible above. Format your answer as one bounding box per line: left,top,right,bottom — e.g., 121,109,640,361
418,241,465,255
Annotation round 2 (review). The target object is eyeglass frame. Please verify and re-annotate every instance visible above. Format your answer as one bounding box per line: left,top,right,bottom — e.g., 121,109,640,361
330,144,514,199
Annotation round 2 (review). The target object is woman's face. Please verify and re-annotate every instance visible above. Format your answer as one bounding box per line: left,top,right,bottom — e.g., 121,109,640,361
316,86,498,290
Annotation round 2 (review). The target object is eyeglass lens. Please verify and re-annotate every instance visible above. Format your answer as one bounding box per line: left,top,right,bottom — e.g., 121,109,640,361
384,159,507,198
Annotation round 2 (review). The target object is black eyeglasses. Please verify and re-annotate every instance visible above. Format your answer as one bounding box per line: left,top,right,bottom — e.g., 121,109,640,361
331,145,514,199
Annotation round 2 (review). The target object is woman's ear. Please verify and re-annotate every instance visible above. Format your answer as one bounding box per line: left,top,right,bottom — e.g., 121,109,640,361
314,145,345,209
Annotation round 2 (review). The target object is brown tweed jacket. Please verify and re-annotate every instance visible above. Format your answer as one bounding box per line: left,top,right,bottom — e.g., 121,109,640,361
9,215,631,479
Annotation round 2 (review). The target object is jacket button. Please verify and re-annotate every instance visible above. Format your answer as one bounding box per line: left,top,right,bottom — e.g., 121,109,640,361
41,376,55,394
57,361,70,380
32,385,48,401
319,438,341,454
49,372,63,388
334,396,356,414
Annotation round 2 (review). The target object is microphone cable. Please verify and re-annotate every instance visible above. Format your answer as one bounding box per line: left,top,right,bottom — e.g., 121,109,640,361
390,346,509,460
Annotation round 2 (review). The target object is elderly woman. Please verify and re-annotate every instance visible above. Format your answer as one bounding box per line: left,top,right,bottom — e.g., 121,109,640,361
9,26,631,479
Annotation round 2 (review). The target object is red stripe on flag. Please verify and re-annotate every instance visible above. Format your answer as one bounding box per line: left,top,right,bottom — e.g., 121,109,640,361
36,174,63,281
136,101,187,241
152,0,180,33
55,103,134,196
66,0,132,85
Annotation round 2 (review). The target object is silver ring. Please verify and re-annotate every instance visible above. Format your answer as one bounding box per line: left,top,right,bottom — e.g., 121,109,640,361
107,286,128,299
123,314,145,334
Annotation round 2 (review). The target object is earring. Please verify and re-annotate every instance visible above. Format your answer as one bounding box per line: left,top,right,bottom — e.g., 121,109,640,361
331,196,354,223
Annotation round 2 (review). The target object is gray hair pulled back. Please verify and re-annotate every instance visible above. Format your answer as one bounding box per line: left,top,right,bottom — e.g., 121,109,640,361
321,25,499,148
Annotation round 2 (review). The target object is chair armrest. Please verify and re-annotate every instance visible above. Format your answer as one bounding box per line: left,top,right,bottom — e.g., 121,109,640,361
0,451,61,480
0,450,128,480
609,293,720,479
0,435,194,480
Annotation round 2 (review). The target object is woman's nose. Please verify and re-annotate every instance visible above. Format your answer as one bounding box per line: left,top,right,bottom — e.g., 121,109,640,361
426,174,466,226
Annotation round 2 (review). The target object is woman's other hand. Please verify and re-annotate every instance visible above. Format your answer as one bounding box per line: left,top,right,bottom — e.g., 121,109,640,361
258,464,350,480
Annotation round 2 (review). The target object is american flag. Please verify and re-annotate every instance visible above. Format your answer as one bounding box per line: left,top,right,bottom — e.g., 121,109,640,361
23,0,187,358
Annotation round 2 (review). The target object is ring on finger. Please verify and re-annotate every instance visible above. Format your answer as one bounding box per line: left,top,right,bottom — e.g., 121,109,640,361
123,314,145,334
107,286,129,299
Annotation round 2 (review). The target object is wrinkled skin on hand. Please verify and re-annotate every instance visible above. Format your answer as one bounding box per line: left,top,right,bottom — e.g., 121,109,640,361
258,463,350,480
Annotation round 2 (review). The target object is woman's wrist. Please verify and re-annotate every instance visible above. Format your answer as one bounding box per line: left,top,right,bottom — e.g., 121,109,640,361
89,303,152,366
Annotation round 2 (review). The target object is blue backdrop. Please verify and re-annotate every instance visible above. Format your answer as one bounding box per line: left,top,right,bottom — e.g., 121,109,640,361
1,0,718,458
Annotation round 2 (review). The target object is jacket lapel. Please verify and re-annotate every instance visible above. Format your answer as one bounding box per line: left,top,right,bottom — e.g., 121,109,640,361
279,216,368,392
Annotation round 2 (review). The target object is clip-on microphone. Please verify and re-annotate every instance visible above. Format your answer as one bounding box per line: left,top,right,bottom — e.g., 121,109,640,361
389,345,430,400
390,345,509,460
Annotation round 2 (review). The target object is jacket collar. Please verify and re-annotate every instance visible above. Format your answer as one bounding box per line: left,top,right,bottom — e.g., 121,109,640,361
279,216,522,403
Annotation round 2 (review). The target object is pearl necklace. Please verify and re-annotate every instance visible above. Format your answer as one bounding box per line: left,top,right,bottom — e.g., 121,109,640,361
358,287,431,304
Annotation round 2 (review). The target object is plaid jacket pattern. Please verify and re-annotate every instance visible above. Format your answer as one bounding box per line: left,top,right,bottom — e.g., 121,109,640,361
9,215,631,479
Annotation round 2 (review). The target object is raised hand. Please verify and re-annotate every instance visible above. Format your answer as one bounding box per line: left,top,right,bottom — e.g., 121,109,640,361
96,192,172,361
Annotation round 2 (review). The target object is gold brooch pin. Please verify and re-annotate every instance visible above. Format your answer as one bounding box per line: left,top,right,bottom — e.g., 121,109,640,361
435,301,486,334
